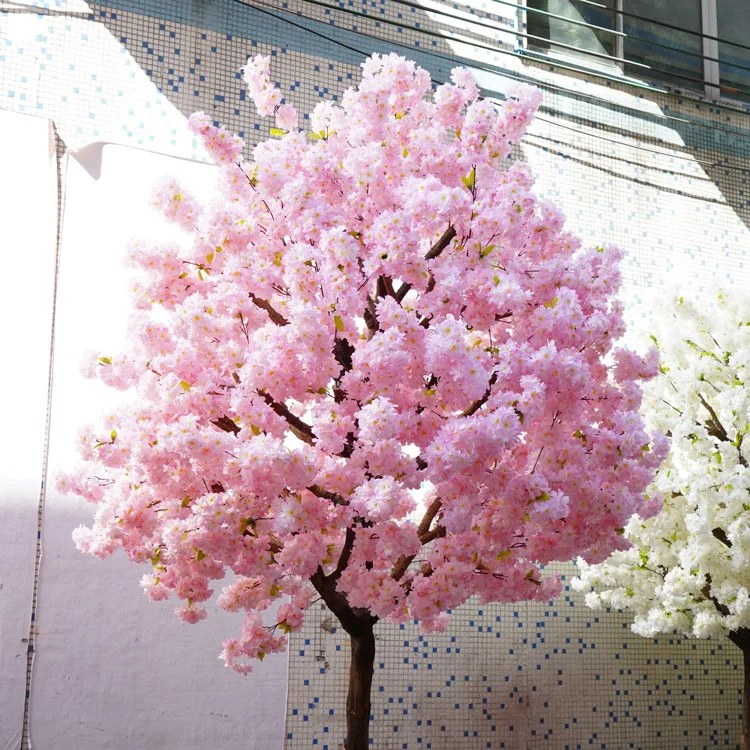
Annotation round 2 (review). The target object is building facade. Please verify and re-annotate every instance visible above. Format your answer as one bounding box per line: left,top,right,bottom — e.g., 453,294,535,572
2,0,748,747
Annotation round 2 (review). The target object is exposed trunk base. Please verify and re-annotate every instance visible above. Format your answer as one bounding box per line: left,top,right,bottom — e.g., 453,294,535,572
346,622,376,750
311,566,378,750
729,628,750,750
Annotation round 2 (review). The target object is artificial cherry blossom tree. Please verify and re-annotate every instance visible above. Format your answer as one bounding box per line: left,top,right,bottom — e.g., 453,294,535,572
60,54,665,749
574,293,750,749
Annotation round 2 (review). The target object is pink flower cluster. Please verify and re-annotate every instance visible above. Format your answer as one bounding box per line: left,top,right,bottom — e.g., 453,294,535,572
61,53,665,672
187,112,243,165
241,54,282,118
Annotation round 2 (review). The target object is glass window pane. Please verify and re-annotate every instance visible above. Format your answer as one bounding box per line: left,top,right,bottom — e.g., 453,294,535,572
623,0,703,91
718,0,750,100
527,0,616,62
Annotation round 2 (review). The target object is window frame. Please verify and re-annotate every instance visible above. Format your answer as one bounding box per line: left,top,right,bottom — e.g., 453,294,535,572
520,0,741,103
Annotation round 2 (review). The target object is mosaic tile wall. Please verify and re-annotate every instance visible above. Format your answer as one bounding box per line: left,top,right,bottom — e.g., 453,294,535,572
290,567,743,749
3,0,750,747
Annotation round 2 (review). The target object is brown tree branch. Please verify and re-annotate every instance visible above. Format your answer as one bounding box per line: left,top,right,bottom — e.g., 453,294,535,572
399,562,435,595
419,525,446,545
425,225,457,261
332,526,357,580
460,372,498,417
307,485,347,506
394,225,457,302
418,498,442,536
391,498,443,582
363,295,379,336
702,572,731,616
698,393,747,467
333,337,355,403
257,390,316,445
249,292,289,326
211,415,241,435
310,566,377,636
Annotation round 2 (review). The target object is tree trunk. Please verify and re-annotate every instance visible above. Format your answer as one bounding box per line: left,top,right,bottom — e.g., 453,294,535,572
310,566,378,749
346,621,376,750
729,628,750,750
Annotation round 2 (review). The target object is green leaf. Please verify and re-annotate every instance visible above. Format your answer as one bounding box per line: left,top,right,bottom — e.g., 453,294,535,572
544,296,558,309
98,356,112,365
179,380,191,391
461,166,476,192
195,549,206,561
110,429,117,442
334,314,344,332
269,127,287,137
479,244,496,259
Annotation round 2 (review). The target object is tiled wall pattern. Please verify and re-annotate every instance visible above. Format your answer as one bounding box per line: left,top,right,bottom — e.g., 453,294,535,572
3,0,750,747
290,567,743,749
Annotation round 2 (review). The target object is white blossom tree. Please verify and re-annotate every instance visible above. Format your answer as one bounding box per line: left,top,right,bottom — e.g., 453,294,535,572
574,293,750,749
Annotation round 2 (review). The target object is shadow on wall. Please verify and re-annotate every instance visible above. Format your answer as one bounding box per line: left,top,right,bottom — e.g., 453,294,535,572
87,0,750,238
512,67,750,245
84,0,471,149
676,116,750,232
6,0,750,238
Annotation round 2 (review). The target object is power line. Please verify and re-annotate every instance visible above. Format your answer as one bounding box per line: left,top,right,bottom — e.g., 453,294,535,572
232,0,750,174
236,0,750,128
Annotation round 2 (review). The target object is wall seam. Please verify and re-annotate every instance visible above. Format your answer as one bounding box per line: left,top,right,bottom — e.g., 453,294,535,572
20,121,67,750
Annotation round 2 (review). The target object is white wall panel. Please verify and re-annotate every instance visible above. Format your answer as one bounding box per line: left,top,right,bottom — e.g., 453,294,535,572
32,144,287,750
0,111,58,750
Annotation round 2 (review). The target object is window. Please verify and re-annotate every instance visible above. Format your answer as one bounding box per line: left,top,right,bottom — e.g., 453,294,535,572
717,0,750,101
524,0,750,102
526,1,617,64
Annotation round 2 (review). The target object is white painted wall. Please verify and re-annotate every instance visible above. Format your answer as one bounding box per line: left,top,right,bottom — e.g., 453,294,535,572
1,124,288,749
0,111,58,750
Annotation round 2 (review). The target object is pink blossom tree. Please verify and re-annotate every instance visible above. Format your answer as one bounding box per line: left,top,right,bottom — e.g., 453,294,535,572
60,54,666,748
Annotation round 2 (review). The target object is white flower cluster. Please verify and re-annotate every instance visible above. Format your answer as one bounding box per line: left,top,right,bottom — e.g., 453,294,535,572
573,293,750,639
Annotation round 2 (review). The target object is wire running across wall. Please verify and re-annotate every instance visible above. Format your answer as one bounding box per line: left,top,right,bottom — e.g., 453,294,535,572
233,0,750,134
234,0,750,196
1,0,748,747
